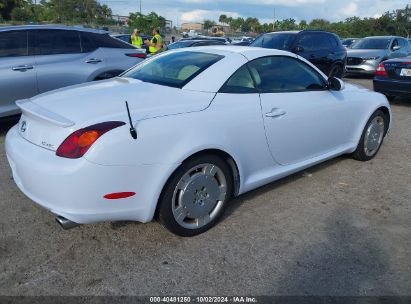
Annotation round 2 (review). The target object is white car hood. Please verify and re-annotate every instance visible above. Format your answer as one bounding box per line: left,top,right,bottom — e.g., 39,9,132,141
343,82,370,92
28,77,215,125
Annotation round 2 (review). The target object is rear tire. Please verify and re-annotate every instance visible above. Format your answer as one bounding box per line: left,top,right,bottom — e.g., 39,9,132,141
158,154,233,237
352,110,386,161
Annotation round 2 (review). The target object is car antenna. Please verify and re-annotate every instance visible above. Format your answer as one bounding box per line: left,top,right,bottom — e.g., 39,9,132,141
125,101,137,140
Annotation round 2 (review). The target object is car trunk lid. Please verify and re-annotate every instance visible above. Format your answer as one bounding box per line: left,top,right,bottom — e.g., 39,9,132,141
384,60,411,80
16,77,215,151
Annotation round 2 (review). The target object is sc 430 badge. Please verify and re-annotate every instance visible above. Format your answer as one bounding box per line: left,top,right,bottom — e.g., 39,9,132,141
41,141,55,149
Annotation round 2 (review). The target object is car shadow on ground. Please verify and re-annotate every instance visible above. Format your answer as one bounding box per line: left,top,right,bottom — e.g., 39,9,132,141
344,74,375,80
391,97,411,108
223,157,343,220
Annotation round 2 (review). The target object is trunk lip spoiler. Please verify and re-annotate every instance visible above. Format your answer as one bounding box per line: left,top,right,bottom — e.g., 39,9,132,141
16,99,75,128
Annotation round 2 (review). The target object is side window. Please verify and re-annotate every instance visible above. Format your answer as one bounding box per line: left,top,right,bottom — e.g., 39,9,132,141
328,35,339,49
34,30,81,55
391,39,399,49
296,33,315,52
314,33,331,50
399,39,407,49
80,32,97,53
91,33,135,49
0,31,28,57
247,56,327,93
219,65,257,93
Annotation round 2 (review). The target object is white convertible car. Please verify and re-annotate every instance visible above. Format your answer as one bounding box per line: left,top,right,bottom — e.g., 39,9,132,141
6,46,391,236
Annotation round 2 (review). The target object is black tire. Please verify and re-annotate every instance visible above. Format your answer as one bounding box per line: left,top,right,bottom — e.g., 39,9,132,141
352,110,386,161
329,63,344,79
157,154,233,237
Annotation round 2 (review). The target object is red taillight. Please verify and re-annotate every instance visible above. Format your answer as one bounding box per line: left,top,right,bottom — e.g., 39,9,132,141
56,121,125,159
126,53,146,59
376,63,388,77
104,192,136,199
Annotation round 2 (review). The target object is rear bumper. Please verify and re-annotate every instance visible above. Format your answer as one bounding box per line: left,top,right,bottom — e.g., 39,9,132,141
5,125,173,224
373,77,411,98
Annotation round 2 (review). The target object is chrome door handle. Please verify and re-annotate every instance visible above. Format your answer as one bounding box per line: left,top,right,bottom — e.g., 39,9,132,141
85,58,102,64
12,65,34,71
265,108,286,118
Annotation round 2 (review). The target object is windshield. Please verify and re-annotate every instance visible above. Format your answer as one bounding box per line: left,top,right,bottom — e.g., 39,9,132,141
250,33,296,50
123,51,224,88
351,38,391,50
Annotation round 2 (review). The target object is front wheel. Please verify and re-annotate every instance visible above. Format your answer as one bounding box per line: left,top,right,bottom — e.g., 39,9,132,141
158,155,233,237
352,110,386,161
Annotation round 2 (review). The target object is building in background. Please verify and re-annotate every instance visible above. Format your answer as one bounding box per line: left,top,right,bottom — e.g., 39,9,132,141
181,22,204,31
165,19,173,30
112,15,129,25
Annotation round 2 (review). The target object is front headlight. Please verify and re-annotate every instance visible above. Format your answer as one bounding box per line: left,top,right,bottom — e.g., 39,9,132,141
363,56,380,61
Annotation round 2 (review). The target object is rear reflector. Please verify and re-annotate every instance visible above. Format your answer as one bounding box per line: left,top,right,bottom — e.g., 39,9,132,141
376,63,388,77
104,192,136,200
126,53,146,59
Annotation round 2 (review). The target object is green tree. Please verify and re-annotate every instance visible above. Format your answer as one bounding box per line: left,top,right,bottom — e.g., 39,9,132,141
128,11,166,34
309,18,330,30
10,4,31,20
394,5,411,37
203,19,216,31
229,17,244,31
0,0,26,20
299,20,308,30
245,17,259,32
219,14,227,25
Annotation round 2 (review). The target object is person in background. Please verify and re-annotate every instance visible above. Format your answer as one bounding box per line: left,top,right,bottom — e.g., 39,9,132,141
131,29,143,48
145,28,163,55
171,36,176,44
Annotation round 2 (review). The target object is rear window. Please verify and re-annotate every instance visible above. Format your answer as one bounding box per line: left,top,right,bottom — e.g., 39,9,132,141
123,51,224,88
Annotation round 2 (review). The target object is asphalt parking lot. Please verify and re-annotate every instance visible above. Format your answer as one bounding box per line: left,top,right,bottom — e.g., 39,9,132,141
0,77,410,296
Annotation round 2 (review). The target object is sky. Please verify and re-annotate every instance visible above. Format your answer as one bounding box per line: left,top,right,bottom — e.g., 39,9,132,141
99,0,410,27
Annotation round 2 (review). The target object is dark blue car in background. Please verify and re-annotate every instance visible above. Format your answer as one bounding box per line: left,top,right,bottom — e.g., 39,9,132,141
374,57,411,100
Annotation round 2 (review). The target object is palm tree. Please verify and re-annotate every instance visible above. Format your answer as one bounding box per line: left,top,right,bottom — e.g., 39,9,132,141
219,14,227,25
203,19,216,32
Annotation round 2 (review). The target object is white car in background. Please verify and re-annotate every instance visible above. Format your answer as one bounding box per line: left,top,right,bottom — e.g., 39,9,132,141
6,46,391,236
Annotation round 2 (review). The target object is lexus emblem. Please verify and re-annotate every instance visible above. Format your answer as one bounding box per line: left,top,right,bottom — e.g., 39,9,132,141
20,121,27,133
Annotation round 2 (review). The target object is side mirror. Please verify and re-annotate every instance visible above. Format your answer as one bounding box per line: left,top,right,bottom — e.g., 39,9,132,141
328,77,345,91
392,45,400,51
293,46,304,53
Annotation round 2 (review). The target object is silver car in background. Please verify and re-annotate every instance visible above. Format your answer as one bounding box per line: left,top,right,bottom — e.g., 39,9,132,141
346,36,411,75
0,25,146,118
